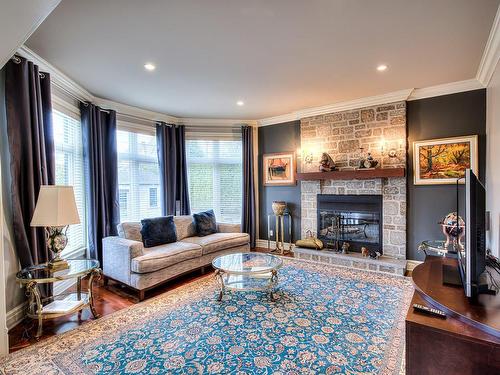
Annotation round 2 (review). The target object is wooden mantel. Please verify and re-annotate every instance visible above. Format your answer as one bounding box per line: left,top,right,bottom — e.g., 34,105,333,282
296,167,406,181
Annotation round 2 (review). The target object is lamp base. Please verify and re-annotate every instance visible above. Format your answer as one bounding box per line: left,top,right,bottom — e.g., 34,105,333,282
48,258,69,270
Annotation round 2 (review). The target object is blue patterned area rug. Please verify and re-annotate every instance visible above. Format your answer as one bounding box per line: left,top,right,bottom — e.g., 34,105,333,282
0,258,413,374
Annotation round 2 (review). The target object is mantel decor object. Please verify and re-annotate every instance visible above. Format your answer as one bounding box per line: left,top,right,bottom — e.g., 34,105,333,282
31,185,80,269
319,152,336,172
358,148,379,169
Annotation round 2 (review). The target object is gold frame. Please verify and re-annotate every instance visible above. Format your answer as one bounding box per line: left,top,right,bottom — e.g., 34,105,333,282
263,152,296,186
413,135,478,185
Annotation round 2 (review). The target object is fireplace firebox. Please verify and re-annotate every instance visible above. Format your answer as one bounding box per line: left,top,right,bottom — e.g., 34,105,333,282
317,194,383,253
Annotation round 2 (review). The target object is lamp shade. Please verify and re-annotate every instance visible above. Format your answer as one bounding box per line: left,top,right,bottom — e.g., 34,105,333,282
31,185,80,227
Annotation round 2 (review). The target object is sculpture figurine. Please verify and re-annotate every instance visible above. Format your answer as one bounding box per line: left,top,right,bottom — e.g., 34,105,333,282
361,246,369,257
358,149,379,169
319,153,336,172
341,241,350,254
369,249,382,259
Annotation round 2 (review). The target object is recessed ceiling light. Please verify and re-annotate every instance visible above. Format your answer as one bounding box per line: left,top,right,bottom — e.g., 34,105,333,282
376,64,388,72
236,100,244,106
144,63,156,71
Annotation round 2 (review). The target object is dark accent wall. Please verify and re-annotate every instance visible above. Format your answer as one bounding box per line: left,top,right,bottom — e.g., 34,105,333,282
258,121,301,242
407,89,487,261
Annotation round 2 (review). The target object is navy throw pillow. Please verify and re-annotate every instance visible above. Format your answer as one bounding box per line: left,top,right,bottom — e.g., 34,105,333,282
193,210,217,236
140,216,177,248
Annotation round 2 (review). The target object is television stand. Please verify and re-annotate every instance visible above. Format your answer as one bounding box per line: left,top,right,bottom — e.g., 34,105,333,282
406,256,500,375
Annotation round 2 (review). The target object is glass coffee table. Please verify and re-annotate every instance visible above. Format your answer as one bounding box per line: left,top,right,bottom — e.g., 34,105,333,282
212,253,283,301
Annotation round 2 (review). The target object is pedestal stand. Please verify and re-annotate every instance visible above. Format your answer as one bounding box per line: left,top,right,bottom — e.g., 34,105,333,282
267,213,292,255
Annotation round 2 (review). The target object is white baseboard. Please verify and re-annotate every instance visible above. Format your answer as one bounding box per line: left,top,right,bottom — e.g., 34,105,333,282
6,302,27,330
256,239,294,250
406,260,423,272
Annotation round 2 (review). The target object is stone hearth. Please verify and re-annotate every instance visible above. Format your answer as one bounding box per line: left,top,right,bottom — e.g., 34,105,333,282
293,247,406,275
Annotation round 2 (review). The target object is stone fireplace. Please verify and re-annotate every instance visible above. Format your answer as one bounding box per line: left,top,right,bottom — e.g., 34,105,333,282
299,101,407,260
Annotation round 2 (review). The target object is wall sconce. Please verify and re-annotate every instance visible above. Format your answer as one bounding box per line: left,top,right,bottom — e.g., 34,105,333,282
381,140,404,158
298,148,313,164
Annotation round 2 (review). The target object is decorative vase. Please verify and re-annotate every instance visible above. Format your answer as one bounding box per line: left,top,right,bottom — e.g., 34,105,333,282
272,201,287,216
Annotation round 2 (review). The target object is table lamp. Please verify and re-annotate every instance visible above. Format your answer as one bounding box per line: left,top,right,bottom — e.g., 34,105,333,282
31,185,80,269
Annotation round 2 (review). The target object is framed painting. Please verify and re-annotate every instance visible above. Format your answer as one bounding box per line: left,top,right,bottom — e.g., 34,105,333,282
413,135,478,185
263,152,296,186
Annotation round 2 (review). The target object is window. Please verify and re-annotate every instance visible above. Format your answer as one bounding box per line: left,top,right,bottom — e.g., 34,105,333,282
149,187,158,208
117,130,161,221
186,139,242,224
52,110,86,255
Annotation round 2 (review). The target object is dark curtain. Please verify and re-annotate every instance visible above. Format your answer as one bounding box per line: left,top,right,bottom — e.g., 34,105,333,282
81,102,119,263
156,122,190,216
5,56,55,269
242,125,256,248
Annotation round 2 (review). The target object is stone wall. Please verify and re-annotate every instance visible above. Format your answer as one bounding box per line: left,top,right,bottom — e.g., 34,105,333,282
300,101,407,259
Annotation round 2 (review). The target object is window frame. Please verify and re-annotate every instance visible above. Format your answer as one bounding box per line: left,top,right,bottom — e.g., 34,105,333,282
186,137,243,224
116,123,162,222
51,96,87,260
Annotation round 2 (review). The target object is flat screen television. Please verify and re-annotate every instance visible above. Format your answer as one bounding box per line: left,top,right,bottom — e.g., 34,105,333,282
456,169,488,299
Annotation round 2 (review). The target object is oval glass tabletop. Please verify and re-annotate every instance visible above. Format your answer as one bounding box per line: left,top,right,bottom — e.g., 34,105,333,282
212,252,283,275
16,259,100,284
419,240,459,255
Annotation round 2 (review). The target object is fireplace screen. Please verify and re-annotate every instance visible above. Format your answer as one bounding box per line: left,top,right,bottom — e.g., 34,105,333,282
317,194,382,253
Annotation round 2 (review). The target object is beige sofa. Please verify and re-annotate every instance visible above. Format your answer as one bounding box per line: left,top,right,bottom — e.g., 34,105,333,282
102,215,250,300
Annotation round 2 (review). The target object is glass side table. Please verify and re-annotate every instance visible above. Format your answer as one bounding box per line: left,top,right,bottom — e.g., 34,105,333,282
16,259,101,339
418,240,459,257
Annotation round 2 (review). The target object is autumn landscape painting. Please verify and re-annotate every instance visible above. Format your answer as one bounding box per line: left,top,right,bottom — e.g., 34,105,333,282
413,135,478,185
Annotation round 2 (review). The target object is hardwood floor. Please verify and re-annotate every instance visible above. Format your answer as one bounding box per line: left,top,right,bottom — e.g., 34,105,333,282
8,247,286,353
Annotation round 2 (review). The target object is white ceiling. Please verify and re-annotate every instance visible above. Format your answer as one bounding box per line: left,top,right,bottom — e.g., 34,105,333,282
26,0,499,119
0,0,60,69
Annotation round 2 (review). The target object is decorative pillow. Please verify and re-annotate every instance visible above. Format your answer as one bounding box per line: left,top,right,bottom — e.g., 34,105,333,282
140,216,177,248
117,222,143,242
173,215,196,240
193,210,217,236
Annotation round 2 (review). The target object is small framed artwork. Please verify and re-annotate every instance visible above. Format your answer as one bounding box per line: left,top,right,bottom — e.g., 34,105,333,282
263,152,296,186
413,135,478,185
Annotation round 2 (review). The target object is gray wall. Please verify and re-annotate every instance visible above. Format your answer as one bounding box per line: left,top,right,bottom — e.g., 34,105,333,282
258,121,301,242
407,89,487,261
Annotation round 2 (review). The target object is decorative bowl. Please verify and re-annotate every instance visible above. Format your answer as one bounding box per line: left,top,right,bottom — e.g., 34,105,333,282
272,201,287,216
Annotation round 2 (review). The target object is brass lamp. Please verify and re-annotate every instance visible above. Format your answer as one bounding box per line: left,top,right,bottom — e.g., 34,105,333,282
31,185,80,269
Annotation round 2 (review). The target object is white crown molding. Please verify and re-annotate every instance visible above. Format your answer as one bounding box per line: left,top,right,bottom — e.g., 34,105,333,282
93,97,180,124
477,4,500,86
179,117,258,127
407,79,484,101
258,113,300,127
17,45,94,102
258,89,413,127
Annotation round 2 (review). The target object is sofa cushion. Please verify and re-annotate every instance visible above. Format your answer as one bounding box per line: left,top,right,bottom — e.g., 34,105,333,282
173,215,196,240
140,216,177,248
181,232,250,255
131,241,202,274
193,210,217,236
117,222,142,242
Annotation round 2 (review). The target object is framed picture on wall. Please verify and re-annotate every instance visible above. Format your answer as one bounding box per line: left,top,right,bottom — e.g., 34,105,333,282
263,152,296,186
413,135,478,185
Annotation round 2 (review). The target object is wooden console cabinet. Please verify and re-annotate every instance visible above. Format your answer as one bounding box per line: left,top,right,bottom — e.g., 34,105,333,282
406,256,500,375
